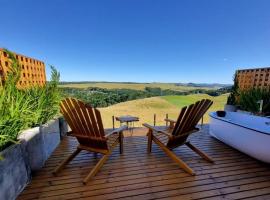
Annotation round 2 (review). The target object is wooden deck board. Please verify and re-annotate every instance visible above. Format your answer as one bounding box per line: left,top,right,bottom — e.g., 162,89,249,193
18,126,270,200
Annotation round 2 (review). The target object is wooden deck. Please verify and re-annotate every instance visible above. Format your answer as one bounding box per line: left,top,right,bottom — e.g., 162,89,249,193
18,126,270,200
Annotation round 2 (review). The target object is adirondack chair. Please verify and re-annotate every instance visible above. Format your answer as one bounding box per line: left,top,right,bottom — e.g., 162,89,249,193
143,99,214,175
53,98,127,184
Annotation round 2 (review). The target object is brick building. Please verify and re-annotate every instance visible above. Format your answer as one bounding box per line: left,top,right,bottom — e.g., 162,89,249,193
0,48,46,88
236,67,270,90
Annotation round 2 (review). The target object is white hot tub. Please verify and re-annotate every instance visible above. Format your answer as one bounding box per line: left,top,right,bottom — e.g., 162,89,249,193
209,111,270,163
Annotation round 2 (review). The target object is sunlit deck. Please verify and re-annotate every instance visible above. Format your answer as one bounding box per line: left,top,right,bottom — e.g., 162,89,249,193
18,125,270,200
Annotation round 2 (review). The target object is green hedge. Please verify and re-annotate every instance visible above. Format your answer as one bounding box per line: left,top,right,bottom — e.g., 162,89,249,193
238,88,270,115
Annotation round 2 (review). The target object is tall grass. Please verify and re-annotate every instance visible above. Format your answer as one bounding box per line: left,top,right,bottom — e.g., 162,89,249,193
0,49,60,152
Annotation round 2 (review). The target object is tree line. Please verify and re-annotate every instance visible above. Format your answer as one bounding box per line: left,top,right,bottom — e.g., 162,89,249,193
60,86,230,108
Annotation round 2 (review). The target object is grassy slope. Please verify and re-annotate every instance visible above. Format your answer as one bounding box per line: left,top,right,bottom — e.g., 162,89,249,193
59,82,213,91
162,94,228,109
162,94,228,121
99,94,228,128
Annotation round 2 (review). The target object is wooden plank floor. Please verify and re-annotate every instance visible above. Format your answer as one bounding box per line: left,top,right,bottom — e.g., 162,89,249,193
18,126,270,200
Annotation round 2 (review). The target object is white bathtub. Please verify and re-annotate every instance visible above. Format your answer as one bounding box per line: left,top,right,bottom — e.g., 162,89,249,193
209,111,270,163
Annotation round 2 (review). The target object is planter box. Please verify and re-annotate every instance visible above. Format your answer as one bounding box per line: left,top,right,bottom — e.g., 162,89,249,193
59,116,69,139
40,119,60,161
236,109,252,115
18,127,45,171
224,104,237,112
0,118,61,199
0,144,30,200
18,118,61,171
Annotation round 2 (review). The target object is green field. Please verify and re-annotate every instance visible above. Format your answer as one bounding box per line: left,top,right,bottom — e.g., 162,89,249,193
59,82,215,91
99,94,228,128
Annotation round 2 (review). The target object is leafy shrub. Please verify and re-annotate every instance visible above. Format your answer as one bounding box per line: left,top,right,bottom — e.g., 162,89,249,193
227,73,239,105
238,88,270,114
27,66,60,125
0,49,60,152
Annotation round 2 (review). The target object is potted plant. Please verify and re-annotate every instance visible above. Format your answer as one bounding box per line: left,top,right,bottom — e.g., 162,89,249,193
19,66,61,168
0,49,62,199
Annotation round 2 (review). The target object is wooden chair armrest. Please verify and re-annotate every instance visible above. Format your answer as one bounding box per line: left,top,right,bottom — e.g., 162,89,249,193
105,125,128,139
164,118,176,124
142,123,172,139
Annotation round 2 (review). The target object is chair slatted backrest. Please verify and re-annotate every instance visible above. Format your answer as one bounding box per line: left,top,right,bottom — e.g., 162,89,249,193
60,98,106,140
172,99,213,136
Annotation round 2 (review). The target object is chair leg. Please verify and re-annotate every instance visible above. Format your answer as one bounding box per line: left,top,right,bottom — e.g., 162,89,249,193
147,130,153,153
119,131,123,154
186,142,214,163
152,136,195,175
53,148,81,175
83,154,109,184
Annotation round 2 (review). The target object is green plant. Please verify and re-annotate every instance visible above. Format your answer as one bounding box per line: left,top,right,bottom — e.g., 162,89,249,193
238,88,270,114
0,49,61,152
0,49,36,151
27,66,61,125
227,73,239,105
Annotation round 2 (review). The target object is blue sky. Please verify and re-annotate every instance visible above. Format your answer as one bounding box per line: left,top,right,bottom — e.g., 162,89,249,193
1,0,270,84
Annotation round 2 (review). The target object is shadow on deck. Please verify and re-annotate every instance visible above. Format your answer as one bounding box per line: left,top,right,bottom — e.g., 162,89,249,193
18,125,270,200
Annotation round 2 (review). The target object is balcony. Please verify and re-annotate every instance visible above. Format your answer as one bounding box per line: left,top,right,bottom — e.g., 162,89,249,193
18,125,270,200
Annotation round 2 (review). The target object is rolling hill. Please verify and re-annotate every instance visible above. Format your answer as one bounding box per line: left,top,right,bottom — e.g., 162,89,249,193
59,82,216,91
99,94,228,128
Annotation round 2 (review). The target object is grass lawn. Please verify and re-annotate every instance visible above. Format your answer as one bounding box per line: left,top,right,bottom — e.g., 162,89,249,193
99,94,228,128
162,94,228,109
